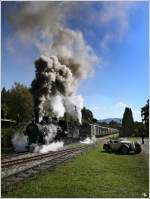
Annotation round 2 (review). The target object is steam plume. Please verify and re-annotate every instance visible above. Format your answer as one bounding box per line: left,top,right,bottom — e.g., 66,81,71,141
80,137,96,144
44,95,84,123
31,55,84,122
8,2,99,122
31,56,73,115
8,2,98,72
12,133,28,152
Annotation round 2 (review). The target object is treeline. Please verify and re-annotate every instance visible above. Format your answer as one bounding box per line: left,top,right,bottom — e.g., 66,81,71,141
1,83,33,125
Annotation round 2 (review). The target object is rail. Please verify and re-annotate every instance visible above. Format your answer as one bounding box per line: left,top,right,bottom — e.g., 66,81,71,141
2,144,95,193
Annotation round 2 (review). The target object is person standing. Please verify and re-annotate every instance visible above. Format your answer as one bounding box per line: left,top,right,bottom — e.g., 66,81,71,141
141,131,145,144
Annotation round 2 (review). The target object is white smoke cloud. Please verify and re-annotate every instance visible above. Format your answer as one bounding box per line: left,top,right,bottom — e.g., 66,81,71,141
38,141,64,154
43,95,84,123
80,137,96,144
7,2,99,75
31,141,64,153
12,133,28,152
47,95,66,118
6,2,136,58
43,123,59,144
12,131,64,153
63,95,84,123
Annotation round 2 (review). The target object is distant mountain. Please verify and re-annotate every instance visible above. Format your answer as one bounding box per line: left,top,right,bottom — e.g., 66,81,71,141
99,118,122,124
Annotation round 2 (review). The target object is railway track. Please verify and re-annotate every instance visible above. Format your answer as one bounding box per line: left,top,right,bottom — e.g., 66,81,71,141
1,144,95,193
2,146,89,168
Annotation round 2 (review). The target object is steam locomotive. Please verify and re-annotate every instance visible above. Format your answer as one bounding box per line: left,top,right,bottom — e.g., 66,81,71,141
24,114,119,147
25,116,80,146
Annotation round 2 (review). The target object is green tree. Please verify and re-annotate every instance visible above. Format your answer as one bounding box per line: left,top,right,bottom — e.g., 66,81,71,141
121,107,134,137
1,87,10,118
109,120,120,129
141,100,149,136
1,104,9,119
4,83,33,124
81,107,94,123
99,121,108,127
1,87,8,104
134,122,146,137
92,118,98,123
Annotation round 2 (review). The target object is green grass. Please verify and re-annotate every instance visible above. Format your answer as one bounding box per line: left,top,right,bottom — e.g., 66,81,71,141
3,144,149,198
128,137,142,141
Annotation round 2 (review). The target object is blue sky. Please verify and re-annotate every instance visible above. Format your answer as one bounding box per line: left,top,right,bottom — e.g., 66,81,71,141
1,2,148,121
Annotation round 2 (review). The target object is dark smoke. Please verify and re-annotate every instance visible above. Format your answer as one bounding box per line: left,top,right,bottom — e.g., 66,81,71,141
31,55,75,118
7,2,99,122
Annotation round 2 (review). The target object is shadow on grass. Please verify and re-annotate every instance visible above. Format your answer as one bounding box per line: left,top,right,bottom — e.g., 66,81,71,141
100,150,138,156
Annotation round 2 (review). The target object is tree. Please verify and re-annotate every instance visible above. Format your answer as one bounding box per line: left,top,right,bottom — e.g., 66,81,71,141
1,104,9,119
1,87,8,104
134,122,146,137
121,107,134,137
141,100,149,136
109,120,120,129
1,87,10,118
92,118,98,123
2,83,33,124
81,107,94,123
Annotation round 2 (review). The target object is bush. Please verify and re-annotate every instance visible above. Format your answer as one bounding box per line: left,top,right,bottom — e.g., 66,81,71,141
1,128,16,148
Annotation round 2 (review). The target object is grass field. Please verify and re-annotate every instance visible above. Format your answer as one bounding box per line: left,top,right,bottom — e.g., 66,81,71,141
2,143,149,198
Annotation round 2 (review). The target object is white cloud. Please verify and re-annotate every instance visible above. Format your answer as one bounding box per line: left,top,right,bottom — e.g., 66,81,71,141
99,2,131,31
100,32,114,51
99,2,136,51
116,101,130,108
90,106,100,111
132,110,141,122
115,101,141,121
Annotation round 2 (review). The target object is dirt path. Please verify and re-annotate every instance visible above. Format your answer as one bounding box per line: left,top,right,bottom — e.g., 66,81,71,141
137,138,149,166
135,138,149,155
141,138,149,154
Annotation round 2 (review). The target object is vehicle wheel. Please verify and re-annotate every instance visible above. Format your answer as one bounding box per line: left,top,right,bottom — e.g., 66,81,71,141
121,146,129,155
134,146,142,154
103,144,110,151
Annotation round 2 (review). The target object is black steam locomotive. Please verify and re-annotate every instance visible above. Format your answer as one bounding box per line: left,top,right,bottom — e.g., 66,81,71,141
24,116,80,146
24,114,119,147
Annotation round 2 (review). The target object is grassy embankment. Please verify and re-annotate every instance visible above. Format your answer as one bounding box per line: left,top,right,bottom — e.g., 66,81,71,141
3,143,149,198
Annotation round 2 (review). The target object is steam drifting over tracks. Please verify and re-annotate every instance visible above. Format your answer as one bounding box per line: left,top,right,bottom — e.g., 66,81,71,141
1,144,95,193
